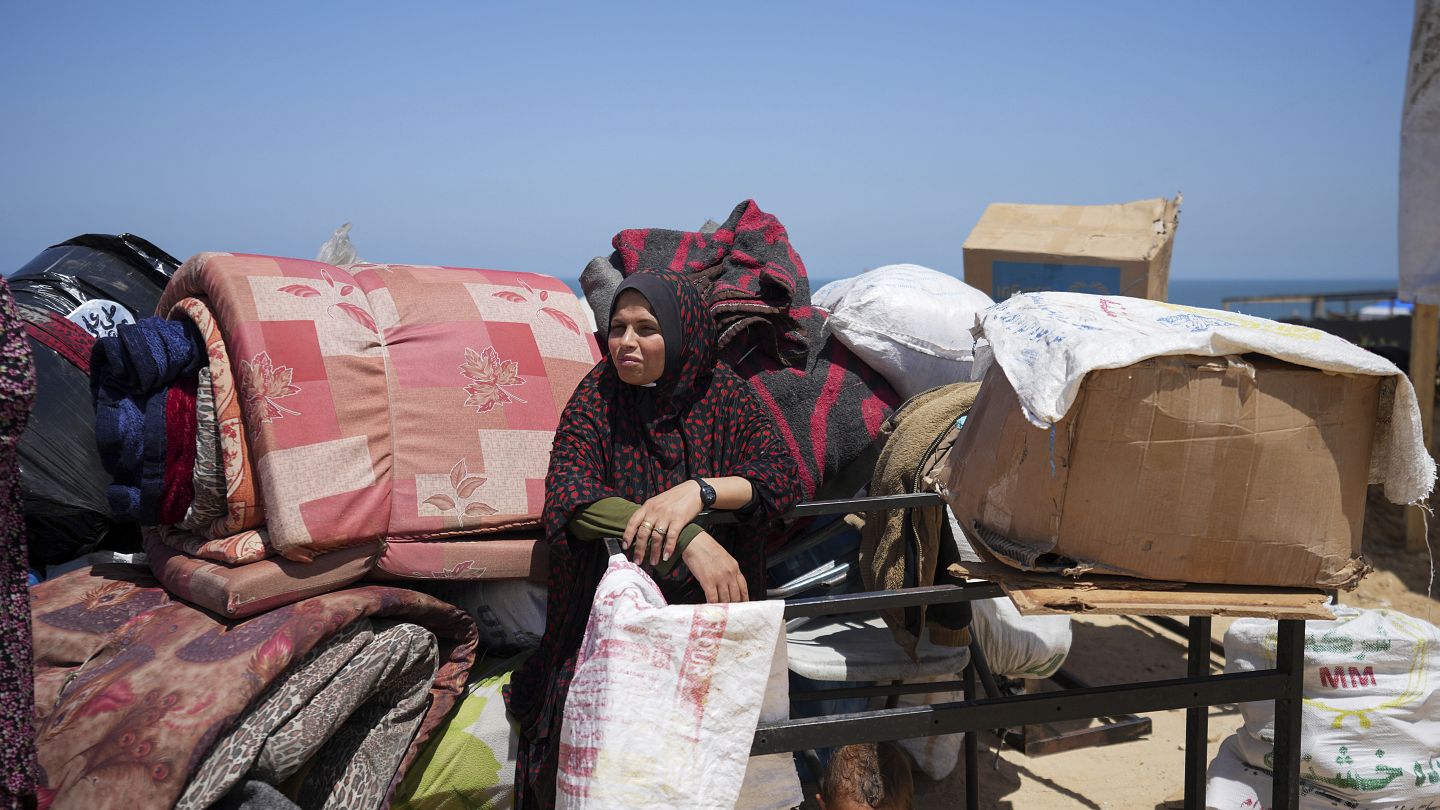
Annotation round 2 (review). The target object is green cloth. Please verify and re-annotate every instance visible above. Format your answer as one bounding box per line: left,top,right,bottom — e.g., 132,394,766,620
569,496,702,577
392,650,530,810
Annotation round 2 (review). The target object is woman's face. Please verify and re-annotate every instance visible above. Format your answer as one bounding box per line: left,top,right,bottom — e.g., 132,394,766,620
608,289,665,386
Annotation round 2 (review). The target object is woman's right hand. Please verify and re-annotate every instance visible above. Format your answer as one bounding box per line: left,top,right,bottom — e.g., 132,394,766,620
681,531,749,604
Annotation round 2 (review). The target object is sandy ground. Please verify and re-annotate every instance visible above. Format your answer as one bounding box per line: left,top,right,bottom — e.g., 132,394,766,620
894,487,1440,809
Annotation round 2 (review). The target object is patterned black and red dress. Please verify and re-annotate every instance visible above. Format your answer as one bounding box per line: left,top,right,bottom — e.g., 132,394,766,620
503,268,801,809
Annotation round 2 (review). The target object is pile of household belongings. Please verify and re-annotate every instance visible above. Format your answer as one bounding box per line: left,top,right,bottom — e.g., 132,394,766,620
30,201,914,808
38,247,611,808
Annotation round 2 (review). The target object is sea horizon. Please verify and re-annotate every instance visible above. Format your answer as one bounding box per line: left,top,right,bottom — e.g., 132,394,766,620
562,274,1398,322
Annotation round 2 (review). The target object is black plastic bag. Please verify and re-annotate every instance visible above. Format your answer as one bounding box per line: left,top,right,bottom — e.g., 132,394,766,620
6,233,180,332
11,234,179,566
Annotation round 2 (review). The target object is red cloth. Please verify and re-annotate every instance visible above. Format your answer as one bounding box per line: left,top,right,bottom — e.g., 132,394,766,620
158,374,198,524
18,307,94,373
607,200,902,500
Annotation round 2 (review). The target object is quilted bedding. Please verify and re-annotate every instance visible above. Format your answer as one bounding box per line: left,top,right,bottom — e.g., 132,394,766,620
155,254,601,562
168,296,265,539
31,564,477,810
371,532,548,582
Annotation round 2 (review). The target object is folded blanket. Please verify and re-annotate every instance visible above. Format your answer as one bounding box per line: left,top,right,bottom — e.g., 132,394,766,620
31,565,477,810
370,532,547,581
144,533,378,618
861,382,981,658
169,297,266,538
175,619,437,810
181,365,229,532
733,323,902,505
610,199,812,367
607,201,901,500
147,524,272,565
158,374,198,524
138,370,168,521
91,317,205,523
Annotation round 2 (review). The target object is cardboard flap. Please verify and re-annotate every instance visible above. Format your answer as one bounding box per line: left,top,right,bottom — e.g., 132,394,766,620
963,196,1181,262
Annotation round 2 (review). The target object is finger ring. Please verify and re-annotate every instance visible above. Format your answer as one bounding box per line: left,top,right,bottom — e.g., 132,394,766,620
655,526,668,534
640,521,653,530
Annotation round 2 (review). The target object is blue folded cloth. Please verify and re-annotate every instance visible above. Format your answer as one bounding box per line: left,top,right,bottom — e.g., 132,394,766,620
91,317,205,523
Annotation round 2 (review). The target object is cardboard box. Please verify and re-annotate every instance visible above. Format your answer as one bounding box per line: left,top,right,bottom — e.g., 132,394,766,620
940,354,1380,589
963,196,1181,301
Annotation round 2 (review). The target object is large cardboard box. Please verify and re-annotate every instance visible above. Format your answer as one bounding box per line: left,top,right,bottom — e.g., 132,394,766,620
963,196,1181,301
941,354,1380,589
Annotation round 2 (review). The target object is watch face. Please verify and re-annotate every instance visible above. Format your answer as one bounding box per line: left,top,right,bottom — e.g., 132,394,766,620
697,479,716,507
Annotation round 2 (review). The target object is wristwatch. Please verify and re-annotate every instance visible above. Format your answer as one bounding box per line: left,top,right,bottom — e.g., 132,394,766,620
692,476,717,509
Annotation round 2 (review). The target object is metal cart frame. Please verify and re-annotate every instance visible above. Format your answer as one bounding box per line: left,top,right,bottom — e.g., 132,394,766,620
727,493,1309,810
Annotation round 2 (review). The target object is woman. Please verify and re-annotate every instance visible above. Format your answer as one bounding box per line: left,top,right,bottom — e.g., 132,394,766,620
505,268,802,808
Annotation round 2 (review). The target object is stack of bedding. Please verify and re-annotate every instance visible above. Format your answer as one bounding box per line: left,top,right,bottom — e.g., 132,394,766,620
60,252,601,807
30,562,478,809
91,252,601,618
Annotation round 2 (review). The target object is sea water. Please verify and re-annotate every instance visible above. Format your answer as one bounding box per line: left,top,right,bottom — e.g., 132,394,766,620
565,275,1396,322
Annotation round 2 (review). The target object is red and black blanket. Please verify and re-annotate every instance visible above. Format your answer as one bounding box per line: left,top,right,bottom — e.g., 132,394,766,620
608,200,901,505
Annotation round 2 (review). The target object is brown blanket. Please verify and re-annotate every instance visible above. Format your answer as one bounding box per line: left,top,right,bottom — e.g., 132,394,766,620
860,382,981,658
31,564,476,809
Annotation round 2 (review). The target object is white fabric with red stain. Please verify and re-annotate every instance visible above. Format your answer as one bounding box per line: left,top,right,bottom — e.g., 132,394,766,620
556,555,800,810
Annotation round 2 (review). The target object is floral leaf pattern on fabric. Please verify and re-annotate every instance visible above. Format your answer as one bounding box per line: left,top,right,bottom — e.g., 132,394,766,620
539,307,581,336
278,284,321,299
419,459,498,527
491,284,578,334
245,632,294,685
239,352,301,424
276,272,379,335
332,302,377,334
459,347,526,413
423,495,456,512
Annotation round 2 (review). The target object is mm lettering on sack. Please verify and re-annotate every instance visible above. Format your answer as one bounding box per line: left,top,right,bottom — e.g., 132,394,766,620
1317,666,1377,690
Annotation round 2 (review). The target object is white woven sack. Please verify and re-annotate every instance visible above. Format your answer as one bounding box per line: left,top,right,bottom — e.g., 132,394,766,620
1206,736,1358,810
1224,607,1440,808
557,555,801,810
971,596,1071,680
816,265,994,400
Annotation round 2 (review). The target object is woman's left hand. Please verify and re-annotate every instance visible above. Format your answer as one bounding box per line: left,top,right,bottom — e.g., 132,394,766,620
623,480,703,566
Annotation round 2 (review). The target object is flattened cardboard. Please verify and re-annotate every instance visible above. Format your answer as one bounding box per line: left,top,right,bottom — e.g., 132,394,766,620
963,196,1180,301
941,355,1380,590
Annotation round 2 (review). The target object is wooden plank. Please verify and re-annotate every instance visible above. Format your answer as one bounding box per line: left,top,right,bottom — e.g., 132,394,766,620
1409,302,1439,552
946,559,1334,621
1002,583,1333,620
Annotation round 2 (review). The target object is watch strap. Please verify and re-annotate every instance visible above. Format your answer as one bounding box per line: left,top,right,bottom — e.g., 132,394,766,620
692,476,717,508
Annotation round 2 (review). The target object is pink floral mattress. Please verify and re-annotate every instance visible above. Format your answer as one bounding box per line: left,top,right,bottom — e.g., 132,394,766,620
157,254,601,562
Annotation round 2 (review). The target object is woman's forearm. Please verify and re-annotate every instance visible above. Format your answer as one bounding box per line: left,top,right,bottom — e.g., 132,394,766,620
698,476,753,511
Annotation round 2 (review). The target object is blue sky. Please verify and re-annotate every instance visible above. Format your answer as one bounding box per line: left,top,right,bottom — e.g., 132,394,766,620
0,2,1414,283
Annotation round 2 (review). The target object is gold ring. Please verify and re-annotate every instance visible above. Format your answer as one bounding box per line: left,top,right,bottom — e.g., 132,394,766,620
640,521,653,529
